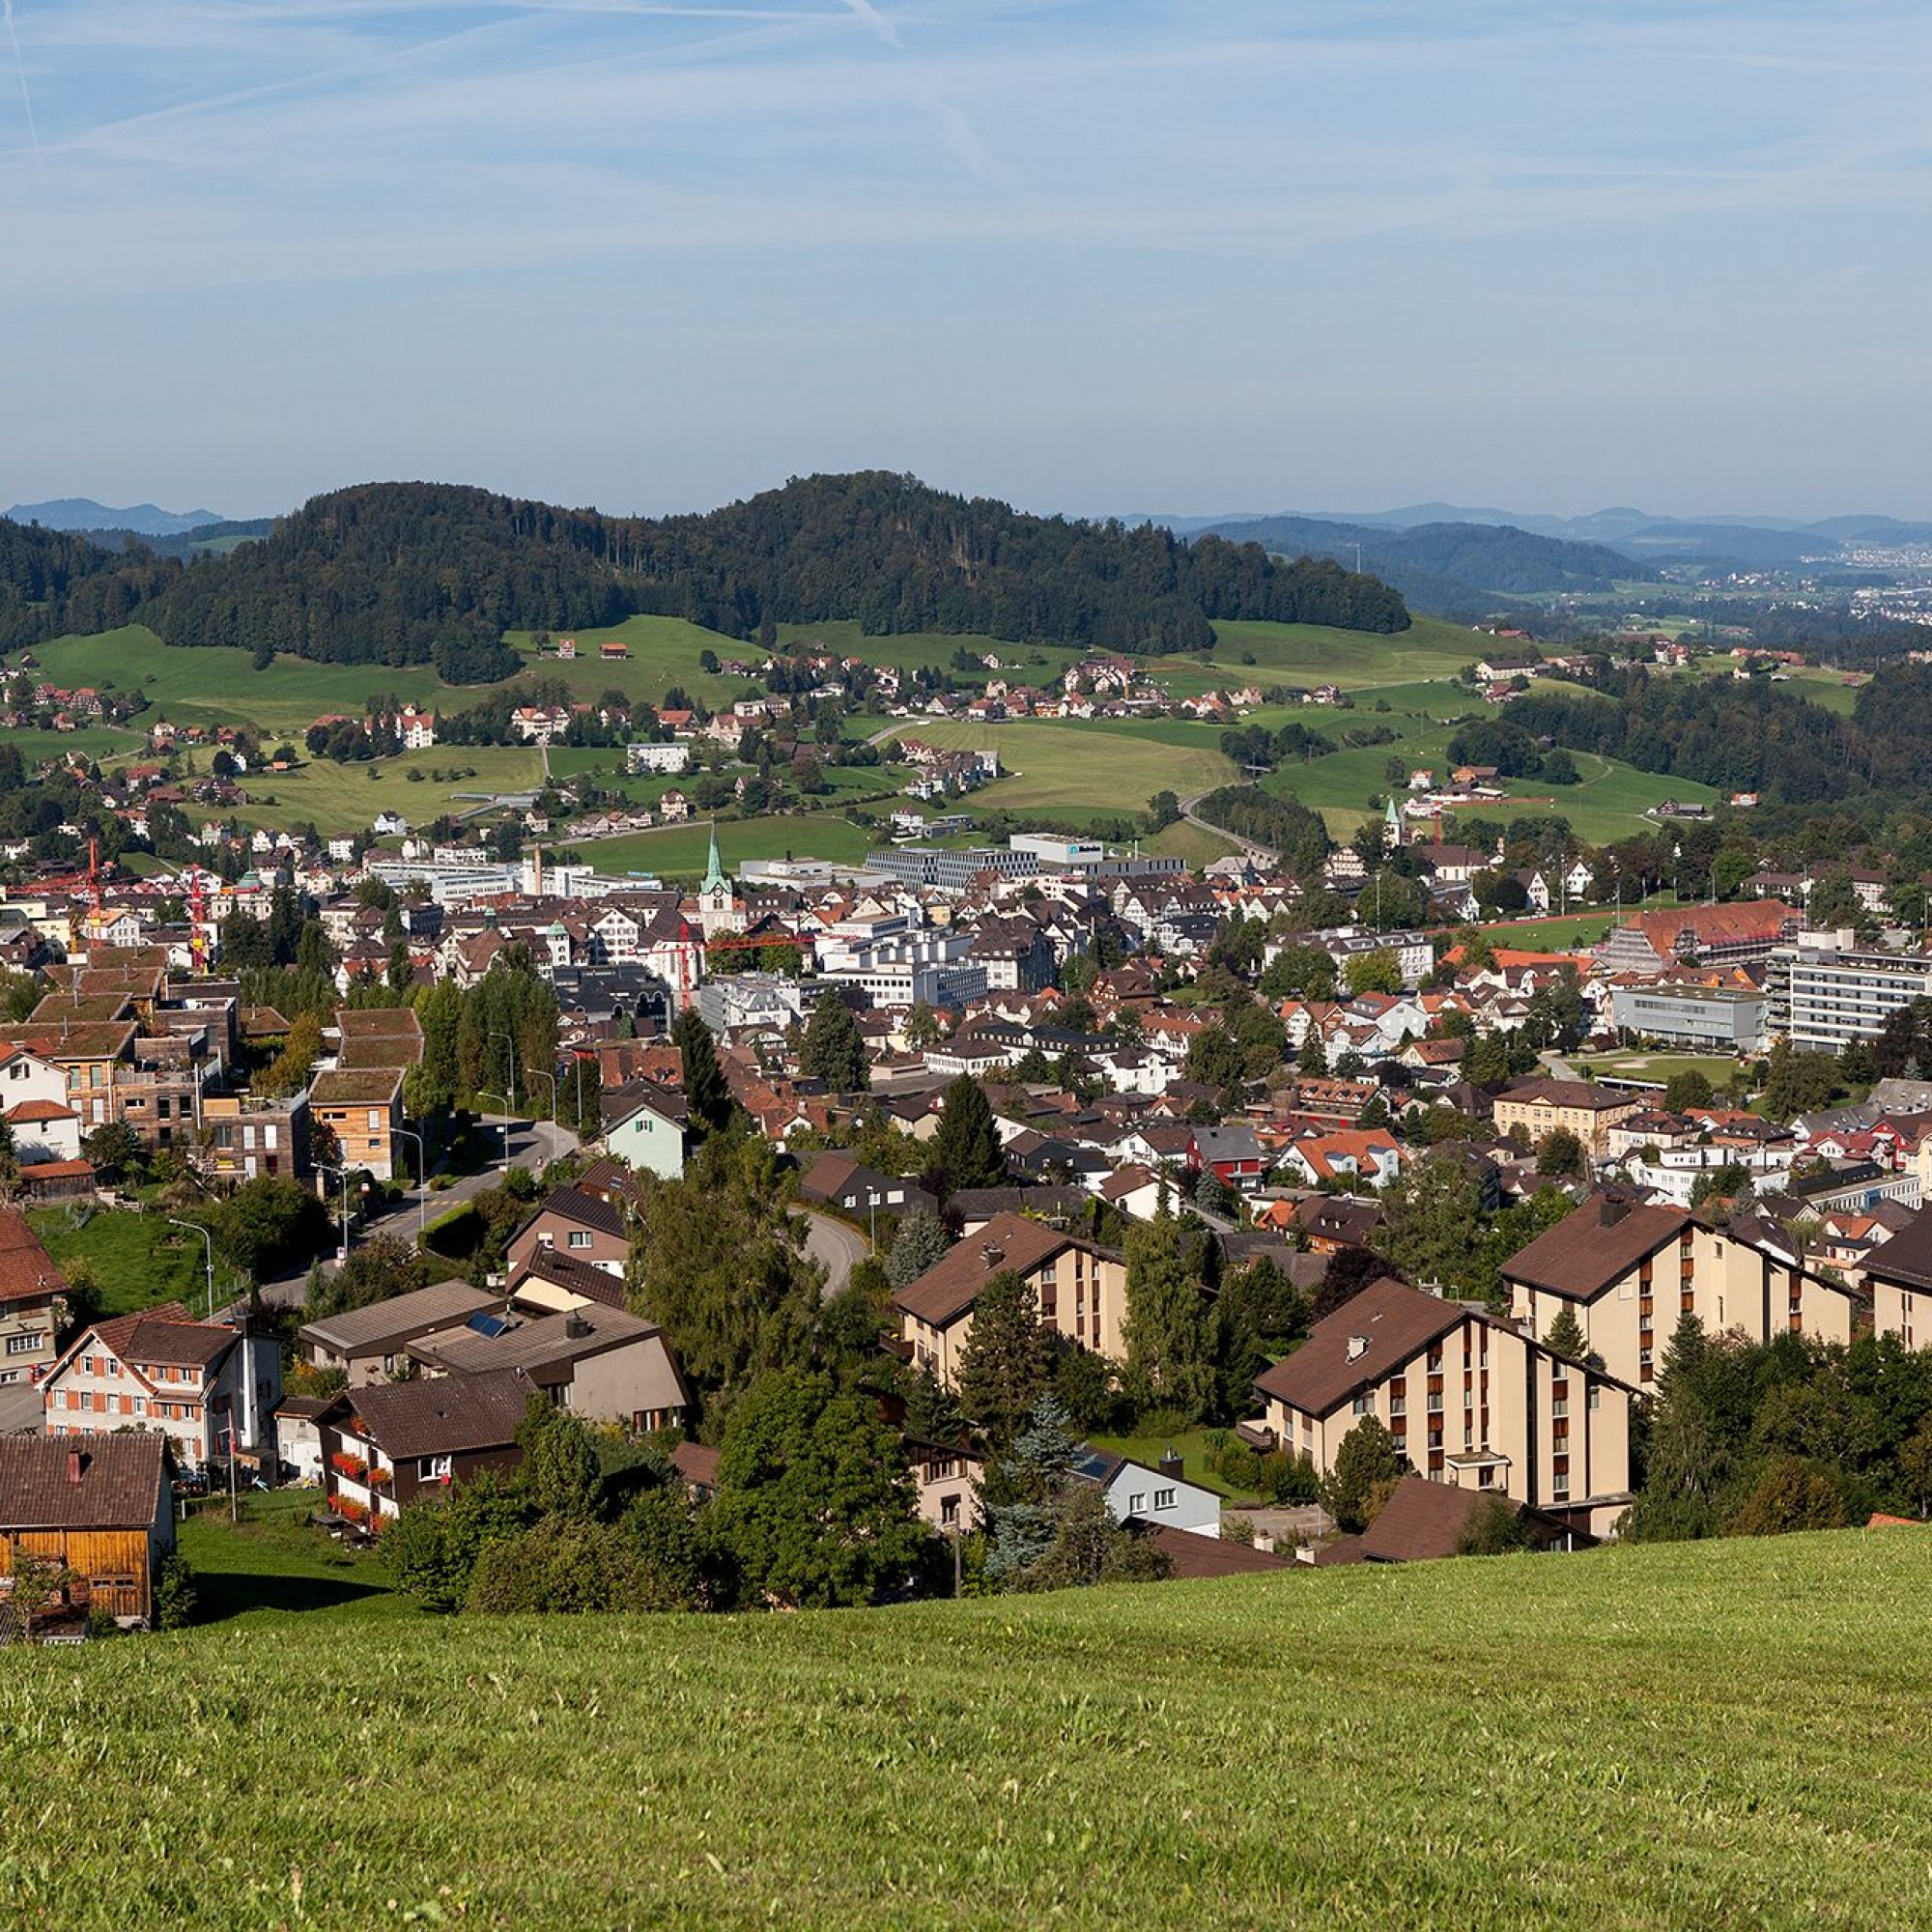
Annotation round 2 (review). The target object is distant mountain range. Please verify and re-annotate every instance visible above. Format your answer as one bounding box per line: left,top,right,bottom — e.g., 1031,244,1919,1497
1177,515,1654,618
1146,502,1932,574
6,498,228,538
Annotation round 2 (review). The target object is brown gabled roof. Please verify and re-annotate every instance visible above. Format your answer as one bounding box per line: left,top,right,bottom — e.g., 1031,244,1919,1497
330,1367,538,1459
1133,1523,1294,1578
1356,1474,1499,1561
111,1316,239,1371
1500,1200,1691,1303
893,1211,1077,1329
521,1186,628,1243
671,1440,721,1492
1860,1207,1932,1294
0,1435,166,1530
508,1245,628,1310
1495,1078,1637,1115
1253,1277,1463,1420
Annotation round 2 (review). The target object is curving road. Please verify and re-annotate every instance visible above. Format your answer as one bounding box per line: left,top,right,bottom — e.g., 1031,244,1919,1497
801,1208,872,1300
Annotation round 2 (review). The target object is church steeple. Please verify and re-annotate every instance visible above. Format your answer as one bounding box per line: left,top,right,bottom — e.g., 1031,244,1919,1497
696,820,737,940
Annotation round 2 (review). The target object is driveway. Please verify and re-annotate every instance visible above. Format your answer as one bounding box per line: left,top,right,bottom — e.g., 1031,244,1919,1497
801,1208,871,1300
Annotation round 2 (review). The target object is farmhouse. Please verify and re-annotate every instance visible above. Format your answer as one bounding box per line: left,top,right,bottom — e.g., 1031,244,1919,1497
0,1435,174,1630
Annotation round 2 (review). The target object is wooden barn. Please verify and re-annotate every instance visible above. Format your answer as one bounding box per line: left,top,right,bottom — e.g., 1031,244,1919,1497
0,1435,174,1631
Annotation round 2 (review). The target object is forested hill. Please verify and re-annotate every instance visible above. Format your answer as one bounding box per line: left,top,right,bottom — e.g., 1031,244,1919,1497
1455,659,1932,815
1195,513,1654,615
0,520,181,651
73,473,1407,673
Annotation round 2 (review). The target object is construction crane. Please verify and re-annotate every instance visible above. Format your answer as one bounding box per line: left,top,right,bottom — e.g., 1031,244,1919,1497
672,920,808,1012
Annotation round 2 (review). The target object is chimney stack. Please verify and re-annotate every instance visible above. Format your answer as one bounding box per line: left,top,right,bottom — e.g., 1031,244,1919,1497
1346,1334,1370,1362
66,1449,82,1486
1600,1199,1630,1229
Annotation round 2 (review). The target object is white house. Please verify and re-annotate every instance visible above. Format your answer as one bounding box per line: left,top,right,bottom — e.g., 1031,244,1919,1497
626,742,692,776
601,1080,688,1180
1072,1446,1221,1538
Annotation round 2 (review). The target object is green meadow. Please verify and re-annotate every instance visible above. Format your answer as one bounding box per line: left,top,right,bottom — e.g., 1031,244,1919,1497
9,1524,1932,1927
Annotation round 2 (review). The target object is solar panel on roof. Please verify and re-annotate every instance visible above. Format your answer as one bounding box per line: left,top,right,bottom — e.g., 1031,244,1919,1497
466,1312,510,1338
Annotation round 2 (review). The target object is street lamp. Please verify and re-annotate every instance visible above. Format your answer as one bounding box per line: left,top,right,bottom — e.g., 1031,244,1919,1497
166,1217,215,1321
317,1164,354,1261
528,1066,557,1119
393,1125,427,1240
489,1030,519,1175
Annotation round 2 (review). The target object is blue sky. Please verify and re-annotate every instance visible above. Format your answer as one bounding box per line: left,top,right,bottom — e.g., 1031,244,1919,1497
2,1,1928,521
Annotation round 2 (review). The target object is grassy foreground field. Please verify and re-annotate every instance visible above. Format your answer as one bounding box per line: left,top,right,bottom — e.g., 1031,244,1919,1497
10,1527,1932,1927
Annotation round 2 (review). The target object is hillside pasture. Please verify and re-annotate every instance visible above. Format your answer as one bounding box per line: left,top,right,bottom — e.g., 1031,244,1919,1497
8,1529,1932,1926
887,720,1239,817
560,813,882,879
208,745,547,835
22,627,452,735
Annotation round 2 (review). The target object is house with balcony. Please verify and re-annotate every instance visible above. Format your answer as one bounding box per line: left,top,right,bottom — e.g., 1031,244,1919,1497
315,1367,538,1527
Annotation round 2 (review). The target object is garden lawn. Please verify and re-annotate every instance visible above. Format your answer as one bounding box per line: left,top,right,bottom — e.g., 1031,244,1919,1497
9,1530,1932,1926
177,1489,407,1626
29,1204,227,1318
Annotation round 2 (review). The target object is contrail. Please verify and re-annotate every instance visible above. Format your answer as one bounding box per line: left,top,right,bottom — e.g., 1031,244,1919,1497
1,0,39,155
840,0,898,48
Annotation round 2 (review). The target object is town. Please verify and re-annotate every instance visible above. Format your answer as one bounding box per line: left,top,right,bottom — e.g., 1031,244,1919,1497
8,604,1932,1633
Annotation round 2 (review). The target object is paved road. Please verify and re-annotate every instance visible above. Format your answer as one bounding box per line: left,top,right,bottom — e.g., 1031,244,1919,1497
243,1113,582,1315
1179,787,1275,866
801,1208,871,1300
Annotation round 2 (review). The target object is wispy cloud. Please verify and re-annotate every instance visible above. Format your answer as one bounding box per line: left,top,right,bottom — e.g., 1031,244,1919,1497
5,0,1931,518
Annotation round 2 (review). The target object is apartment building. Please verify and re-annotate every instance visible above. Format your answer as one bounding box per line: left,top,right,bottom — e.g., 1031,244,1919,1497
1775,937,1932,1053
1492,1078,1644,1158
1252,1275,1638,1537
1502,1197,1858,1390
894,1211,1127,1386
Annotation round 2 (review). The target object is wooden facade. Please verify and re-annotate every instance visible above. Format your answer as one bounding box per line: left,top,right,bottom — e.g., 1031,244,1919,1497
0,1525,160,1625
